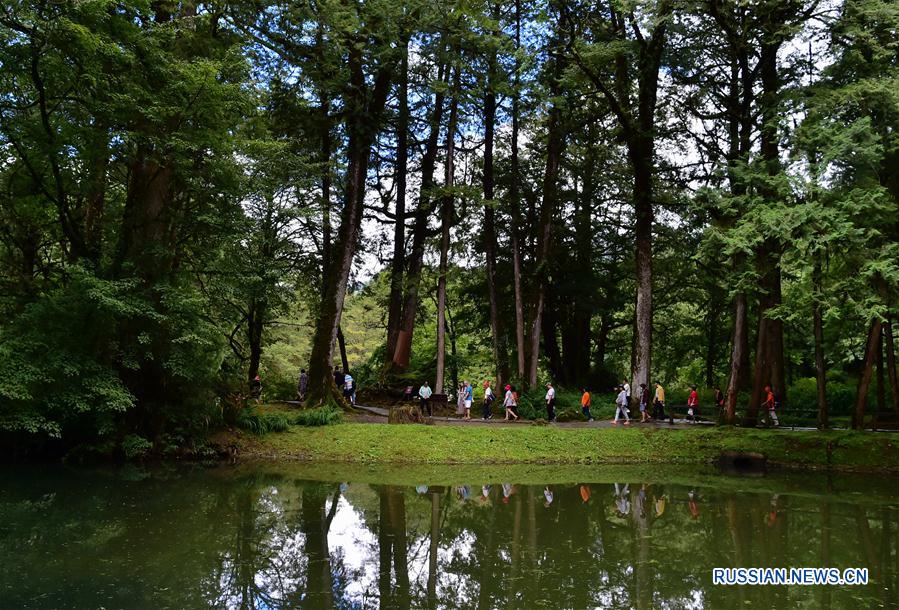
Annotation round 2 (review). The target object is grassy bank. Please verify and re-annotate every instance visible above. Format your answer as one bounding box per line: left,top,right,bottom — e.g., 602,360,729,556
232,422,899,473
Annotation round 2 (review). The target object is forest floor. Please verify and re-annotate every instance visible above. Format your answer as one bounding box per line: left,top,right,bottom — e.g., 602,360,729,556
228,408,899,473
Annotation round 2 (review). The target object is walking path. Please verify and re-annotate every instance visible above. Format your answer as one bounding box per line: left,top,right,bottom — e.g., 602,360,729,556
352,403,717,429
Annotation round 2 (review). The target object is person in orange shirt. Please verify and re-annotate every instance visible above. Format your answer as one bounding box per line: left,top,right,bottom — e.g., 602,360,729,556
763,384,780,427
581,387,594,421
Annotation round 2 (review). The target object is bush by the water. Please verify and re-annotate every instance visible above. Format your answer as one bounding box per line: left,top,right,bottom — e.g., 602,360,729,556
121,434,153,460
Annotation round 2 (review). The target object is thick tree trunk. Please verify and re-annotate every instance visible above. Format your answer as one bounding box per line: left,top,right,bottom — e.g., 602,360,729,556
306,47,394,406
510,0,526,381
813,259,828,428
435,68,460,394
385,43,409,363
113,156,173,279
725,292,748,424
853,318,883,429
745,38,785,425
526,14,566,388
630,146,654,400
393,63,448,369
483,6,509,390
885,315,899,412
541,302,564,383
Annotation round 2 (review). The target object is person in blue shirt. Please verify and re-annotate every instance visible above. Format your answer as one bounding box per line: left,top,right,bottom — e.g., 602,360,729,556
463,381,473,420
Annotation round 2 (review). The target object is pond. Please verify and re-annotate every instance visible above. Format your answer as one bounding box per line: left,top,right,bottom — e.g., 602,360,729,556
1,462,896,609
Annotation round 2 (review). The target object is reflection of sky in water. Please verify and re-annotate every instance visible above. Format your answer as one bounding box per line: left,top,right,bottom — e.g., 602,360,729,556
327,495,378,603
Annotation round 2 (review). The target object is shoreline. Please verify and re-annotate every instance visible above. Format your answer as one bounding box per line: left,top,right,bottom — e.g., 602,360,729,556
222,421,899,475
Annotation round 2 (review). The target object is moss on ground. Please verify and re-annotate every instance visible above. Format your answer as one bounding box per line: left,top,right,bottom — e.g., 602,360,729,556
234,422,899,473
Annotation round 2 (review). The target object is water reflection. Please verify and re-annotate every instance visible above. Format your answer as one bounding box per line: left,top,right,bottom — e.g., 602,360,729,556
1,466,897,609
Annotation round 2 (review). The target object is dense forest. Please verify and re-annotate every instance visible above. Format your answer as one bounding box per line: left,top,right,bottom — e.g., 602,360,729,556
1,0,898,452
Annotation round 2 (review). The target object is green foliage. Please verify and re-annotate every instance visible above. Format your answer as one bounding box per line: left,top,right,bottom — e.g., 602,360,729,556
236,409,292,435
293,406,342,427
121,434,153,460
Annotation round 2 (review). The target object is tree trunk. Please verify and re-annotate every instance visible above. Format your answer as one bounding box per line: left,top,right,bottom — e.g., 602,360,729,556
876,325,886,425
483,3,508,390
435,67,460,394
885,315,899,412
337,326,349,374
393,62,448,369
247,299,265,383
83,128,109,265
386,43,409,363
510,0,526,381
306,46,394,406
526,11,567,388
813,258,828,429
630,144,654,400
725,292,748,423
853,318,883,430
745,37,785,425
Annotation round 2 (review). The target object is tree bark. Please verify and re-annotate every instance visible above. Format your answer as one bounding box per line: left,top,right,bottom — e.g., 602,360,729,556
435,67,460,394
526,6,567,388
745,36,786,424
813,257,828,429
247,299,265,383
725,292,748,424
853,318,883,429
510,0,527,381
385,42,409,363
885,315,899,412
393,62,448,369
483,3,509,390
306,43,395,406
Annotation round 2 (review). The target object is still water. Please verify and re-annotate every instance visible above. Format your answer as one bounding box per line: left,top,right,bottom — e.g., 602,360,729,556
1,462,897,609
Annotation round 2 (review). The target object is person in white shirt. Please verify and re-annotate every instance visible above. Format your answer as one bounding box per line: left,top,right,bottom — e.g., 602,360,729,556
418,381,433,416
622,380,631,405
482,381,495,420
613,385,630,425
545,383,556,422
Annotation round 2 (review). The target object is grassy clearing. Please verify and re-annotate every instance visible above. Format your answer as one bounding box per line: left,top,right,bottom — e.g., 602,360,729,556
236,422,899,472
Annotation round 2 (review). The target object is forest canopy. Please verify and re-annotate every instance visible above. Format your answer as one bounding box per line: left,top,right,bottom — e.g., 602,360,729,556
1,0,897,452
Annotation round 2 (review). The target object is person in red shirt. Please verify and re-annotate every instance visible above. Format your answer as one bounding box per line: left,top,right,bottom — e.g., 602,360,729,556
687,385,699,423
763,384,780,427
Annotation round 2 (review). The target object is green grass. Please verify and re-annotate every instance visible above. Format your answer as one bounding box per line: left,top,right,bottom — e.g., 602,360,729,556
236,422,899,472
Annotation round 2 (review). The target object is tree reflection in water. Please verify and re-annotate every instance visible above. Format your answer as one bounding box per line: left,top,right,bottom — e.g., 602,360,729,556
203,479,896,609
0,468,896,609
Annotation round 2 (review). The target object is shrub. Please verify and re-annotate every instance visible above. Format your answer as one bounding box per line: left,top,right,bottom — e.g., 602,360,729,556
236,409,292,435
121,434,153,460
294,406,342,427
